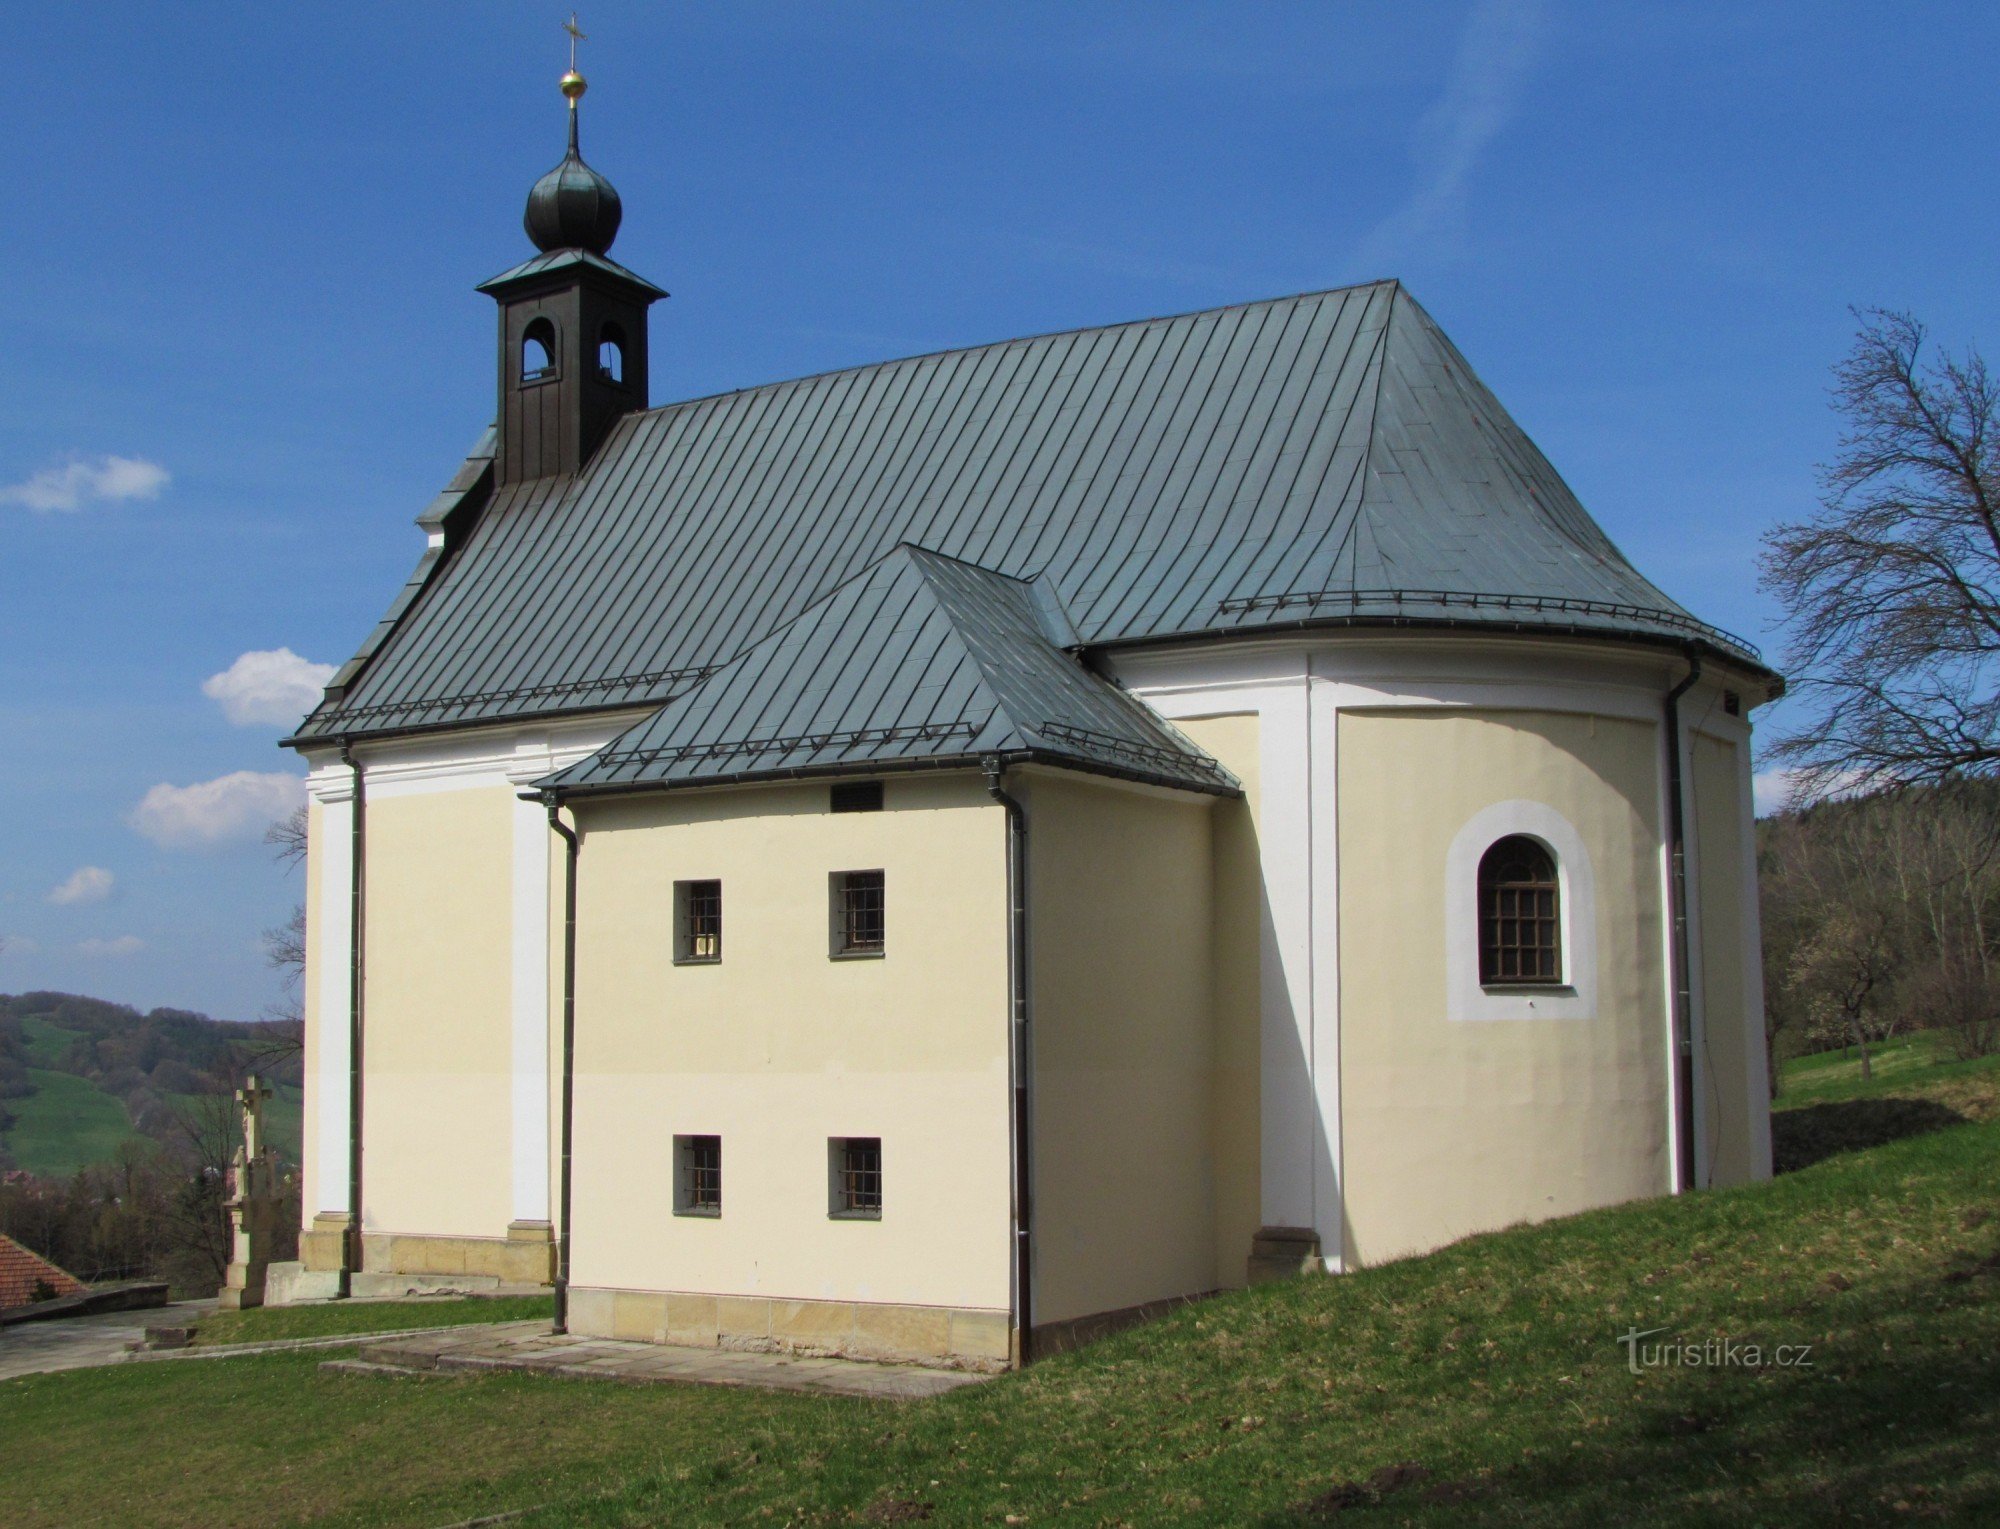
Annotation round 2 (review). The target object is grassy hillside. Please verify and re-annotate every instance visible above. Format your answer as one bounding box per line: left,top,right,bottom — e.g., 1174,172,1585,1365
2,1070,133,1178
0,993,301,1178
4,1047,1996,1527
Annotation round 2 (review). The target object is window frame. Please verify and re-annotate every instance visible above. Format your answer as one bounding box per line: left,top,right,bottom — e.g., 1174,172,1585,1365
597,321,627,385
520,317,559,386
829,869,886,959
1443,800,1597,1023
673,1133,722,1217
830,780,884,814
1477,835,1563,987
827,1136,882,1220
673,878,723,965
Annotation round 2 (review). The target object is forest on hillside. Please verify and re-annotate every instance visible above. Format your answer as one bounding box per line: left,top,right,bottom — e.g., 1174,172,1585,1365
1761,782,2000,1079
0,990,300,1154
0,992,301,1293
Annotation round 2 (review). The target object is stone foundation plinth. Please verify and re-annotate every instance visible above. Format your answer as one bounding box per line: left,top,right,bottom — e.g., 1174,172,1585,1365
296,1216,556,1287
566,1286,1013,1371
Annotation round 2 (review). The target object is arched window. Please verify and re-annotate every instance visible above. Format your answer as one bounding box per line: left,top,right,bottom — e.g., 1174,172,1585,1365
1478,835,1561,985
597,322,626,383
521,317,557,383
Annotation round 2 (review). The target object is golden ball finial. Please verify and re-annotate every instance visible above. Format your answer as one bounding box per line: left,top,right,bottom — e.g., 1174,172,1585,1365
560,69,587,103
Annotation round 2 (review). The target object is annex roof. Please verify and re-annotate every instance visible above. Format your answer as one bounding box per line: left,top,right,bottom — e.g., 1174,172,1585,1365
542,544,1240,796
0,1233,87,1312
290,280,1766,752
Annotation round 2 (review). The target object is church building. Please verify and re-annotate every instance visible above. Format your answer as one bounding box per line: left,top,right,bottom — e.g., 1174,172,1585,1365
277,70,1777,1368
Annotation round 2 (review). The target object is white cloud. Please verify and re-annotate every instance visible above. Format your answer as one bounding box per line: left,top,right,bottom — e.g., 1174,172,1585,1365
48,866,115,906
202,648,337,727
1752,770,1794,818
1753,767,1869,817
0,455,170,513
75,935,145,958
1351,0,1545,273
129,771,307,848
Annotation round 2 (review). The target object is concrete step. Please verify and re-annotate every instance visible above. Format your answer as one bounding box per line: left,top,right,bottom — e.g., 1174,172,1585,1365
1247,1225,1324,1285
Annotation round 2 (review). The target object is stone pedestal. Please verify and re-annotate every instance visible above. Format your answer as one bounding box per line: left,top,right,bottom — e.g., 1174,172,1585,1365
1247,1225,1324,1285
218,1148,281,1310
216,1075,284,1311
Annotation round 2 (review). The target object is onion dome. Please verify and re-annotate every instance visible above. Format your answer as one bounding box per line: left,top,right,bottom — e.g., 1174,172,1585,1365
524,74,623,255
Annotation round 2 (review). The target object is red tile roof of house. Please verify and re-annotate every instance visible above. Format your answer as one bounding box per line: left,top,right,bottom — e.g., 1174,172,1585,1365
0,1233,87,1310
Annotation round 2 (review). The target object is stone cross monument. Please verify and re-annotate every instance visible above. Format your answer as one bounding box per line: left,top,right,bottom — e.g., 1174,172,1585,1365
219,1075,281,1310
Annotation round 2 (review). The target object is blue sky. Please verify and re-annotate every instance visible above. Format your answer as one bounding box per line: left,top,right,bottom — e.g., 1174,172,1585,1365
1,2,1993,1021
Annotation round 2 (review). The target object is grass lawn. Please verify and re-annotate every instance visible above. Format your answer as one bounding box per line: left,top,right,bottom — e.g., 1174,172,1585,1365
192,1294,553,1348
4,1049,1997,1526
0,1068,133,1178
1771,1036,2000,1176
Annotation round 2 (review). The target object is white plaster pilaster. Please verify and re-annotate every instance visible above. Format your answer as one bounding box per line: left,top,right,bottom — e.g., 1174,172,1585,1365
308,776,354,1216
506,745,556,1227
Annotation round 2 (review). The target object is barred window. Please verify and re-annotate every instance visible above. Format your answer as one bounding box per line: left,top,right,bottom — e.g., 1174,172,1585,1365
829,1137,882,1218
1478,836,1561,985
831,870,885,957
674,1134,721,1216
830,780,883,813
674,879,721,963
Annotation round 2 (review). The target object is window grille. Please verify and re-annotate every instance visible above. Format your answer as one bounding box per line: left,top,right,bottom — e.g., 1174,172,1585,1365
675,1134,721,1216
675,879,722,963
831,1137,882,1217
833,870,885,956
1478,836,1561,984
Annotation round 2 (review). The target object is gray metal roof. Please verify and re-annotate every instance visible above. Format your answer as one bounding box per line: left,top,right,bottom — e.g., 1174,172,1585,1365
541,544,1239,796
290,280,1766,753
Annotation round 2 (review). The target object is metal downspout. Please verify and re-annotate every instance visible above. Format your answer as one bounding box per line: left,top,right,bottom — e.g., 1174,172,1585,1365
982,758,1033,1365
1664,654,1702,1193
337,741,366,1298
544,796,581,1334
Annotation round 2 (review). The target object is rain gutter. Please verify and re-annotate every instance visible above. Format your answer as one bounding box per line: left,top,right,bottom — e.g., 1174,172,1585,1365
536,792,581,1334
981,757,1034,1365
1663,653,1702,1193
336,741,366,1297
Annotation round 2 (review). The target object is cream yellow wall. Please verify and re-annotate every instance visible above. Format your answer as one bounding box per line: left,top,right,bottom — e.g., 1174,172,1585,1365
1175,714,1262,1289
1337,709,1671,1266
1691,730,1760,1186
300,798,325,1220
567,773,1012,1312
1026,770,1217,1326
360,784,517,1239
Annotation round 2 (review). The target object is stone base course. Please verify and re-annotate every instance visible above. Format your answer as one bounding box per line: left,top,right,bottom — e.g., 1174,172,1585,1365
567,1286,1013,1371
296,1217,555,1288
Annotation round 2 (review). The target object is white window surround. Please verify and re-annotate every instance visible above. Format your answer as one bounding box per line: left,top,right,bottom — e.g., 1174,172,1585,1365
1445,800,1597,1022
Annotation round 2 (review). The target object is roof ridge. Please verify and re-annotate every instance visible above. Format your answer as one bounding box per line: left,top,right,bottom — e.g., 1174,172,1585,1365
622,279,1405,423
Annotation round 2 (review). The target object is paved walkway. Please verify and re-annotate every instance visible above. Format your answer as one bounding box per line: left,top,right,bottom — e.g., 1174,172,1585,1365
331,1320,993,1399
0,1299,215,1381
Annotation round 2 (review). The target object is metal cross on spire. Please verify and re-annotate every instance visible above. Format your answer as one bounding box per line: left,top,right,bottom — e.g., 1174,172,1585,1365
564,12,587,71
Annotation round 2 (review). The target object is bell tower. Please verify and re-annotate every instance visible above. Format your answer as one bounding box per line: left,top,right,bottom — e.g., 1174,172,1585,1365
477,48,665,485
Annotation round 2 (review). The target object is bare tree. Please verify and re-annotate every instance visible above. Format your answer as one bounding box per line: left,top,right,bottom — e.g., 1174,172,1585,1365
1760,309,2000,805
266,805,308,869
252,804,309,1068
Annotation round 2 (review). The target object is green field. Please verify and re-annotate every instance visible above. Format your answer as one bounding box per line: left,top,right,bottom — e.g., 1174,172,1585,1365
165,1084,304,1161
1,1069,134,1178
1,1018,304,1176
3,1044,1996,1526
18,1016,85,1066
